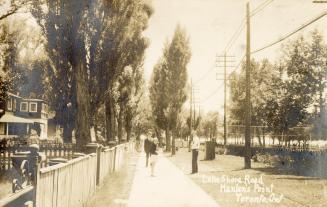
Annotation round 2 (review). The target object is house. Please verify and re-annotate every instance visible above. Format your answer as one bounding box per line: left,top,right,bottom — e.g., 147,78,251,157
0,92,49,139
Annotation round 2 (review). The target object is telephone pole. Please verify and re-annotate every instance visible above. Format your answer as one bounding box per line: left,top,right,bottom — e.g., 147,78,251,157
188,80,193,152
190,79,193,132
189,80,199,151
216,54,235,146
244,2,251,169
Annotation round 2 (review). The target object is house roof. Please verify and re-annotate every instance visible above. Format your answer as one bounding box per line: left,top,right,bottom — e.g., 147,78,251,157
0,113,34,124
7,92,44,102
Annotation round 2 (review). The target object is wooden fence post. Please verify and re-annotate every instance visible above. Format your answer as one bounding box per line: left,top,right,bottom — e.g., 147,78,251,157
113,146,117,171
34,155,40,207
96,146,102,186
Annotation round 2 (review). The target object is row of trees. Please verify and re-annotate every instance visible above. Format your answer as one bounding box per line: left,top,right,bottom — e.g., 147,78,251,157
229,30,327,145
1,0,154,148
149,25,191,154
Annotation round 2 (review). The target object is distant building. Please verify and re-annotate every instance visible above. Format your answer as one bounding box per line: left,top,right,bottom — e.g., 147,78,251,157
0,92,50,139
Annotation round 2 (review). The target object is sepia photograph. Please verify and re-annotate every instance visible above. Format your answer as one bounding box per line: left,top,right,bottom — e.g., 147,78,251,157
1,0,327,206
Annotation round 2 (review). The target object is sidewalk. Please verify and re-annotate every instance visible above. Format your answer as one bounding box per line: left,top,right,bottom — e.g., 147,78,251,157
127,153,220,207
86,153,139,207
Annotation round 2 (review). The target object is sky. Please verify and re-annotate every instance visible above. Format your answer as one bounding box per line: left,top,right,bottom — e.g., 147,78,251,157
143,0,327,115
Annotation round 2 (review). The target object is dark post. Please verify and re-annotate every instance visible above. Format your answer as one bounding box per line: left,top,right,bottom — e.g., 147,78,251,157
188,79,193,152
244,2,252,169
224,52,227,146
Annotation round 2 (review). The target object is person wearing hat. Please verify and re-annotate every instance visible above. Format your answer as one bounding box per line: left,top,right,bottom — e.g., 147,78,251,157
191,130,200,174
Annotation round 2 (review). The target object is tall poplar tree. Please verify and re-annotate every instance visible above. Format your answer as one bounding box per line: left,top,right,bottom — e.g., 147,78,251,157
150,25,191,154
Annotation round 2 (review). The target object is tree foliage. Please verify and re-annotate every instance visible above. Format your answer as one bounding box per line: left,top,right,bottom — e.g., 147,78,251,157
150,25,191,154
229,30,327,143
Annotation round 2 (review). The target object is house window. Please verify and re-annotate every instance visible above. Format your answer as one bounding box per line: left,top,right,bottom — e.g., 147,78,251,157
29,102,37,112
7,99,12,110
20,102,28,112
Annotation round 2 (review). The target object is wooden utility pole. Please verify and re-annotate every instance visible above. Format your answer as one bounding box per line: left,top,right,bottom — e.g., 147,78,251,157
190,79,193,130
193,87,196,128
244,2,251,169
189,79,193,152
216,54,234,146
223,52,227,146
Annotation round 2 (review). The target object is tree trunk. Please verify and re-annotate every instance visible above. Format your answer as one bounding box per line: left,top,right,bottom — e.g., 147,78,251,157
93,113,99,142
171,130,176,155
165,128,171,152
75,57,91,150
126,127,131,141
125,111,132,142
155,128,162,146
262,128,265,147
272,136,275,145
258,132,262,146
105,97,113,142
112,103,117,141
63,121,73,143
117,104,123,143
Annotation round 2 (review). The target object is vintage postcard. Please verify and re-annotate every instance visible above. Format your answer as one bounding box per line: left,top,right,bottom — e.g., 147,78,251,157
1,0,327,206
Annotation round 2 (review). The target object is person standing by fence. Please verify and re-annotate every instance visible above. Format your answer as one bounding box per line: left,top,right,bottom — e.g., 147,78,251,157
191,131,200,174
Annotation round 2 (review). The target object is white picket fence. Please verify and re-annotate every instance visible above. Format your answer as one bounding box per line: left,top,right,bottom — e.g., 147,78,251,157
36,153,97,207
98,143,133,184
35,142,134,207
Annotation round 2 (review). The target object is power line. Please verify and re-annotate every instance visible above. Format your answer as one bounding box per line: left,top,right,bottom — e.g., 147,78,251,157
193,64,216,84
201,82,224,103
200,1,273,101
251,9,327,54
201,54,246,103
224,21,246,53
250,0,274,17
227,54,246,77
224,0,275,53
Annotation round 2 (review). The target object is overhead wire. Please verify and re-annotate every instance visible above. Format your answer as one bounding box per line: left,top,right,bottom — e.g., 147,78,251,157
201,82,224,103
198,0,275,104
224,0,275,53
193,64,216,84
250,0,274,17
251,9,327,54
201,54,246,103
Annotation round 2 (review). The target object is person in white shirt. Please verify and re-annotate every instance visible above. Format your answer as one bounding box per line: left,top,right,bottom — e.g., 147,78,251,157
191,131,200,174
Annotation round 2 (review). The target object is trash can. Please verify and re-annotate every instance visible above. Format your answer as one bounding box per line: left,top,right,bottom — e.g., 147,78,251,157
205,141,216,160
49,158,68,166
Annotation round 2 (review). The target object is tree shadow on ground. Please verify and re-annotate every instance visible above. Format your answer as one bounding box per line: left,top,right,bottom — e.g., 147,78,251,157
274,176,321,181
250,165,326,180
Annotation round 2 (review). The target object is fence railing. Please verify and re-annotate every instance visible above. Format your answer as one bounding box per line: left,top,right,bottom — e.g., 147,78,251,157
0,141,135,207
0,144,75,170
98,147,115,184
36,153,97,207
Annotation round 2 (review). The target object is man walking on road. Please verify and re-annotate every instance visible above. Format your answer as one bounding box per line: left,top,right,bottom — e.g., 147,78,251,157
144,133,151,167
191,131,200,174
